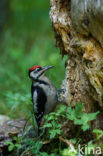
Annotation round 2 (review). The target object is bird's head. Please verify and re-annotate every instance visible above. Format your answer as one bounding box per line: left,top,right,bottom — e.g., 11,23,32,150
28,65,53,81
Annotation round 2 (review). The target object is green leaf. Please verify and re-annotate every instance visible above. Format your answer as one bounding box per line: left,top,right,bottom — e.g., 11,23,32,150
49,129,61,139
50,131,56,139
45,113,57,121
66,108,75,120
15,144,22,148
93,129,103,134
42,123,52,128
66,107,72,114
40,152,49,156
74,102,84,117
5,141,13,145
87,111,99,121
57,105,66,114
81,123,90,131
8,144,14,151
93,129,103,140
13,136,18,141
74,119,83,125
69,138,77,144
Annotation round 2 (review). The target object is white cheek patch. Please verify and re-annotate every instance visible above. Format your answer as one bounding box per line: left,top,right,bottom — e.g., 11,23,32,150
30,71,34,78
30,71,37,79
33,90,38,112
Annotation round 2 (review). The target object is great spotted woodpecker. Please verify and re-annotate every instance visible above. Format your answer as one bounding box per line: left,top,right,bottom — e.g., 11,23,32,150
28,65,58,135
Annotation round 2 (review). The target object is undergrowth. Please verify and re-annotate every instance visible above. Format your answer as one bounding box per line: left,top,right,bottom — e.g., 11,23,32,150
6,102,103,156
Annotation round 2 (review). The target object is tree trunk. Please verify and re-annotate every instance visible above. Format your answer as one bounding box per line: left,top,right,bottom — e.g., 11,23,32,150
50,0,103,130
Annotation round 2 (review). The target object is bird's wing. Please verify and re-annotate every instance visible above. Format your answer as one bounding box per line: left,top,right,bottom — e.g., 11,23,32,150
31,85,47,126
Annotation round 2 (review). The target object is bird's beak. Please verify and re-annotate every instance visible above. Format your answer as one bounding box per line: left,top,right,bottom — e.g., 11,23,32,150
42,65,54,72
37,66,54,79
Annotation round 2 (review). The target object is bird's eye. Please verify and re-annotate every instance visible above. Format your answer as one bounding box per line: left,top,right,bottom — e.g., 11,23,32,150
35,68,40,72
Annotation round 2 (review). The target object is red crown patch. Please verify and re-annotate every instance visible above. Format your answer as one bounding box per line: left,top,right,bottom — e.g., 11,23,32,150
29,65,41,71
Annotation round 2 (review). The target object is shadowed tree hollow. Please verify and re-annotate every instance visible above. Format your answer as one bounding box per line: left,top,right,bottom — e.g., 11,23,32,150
50,0,103,131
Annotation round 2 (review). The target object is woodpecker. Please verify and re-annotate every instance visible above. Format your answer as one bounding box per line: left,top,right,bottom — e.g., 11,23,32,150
28,65,58,135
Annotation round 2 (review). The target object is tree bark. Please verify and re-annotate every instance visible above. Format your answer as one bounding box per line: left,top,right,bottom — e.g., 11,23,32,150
0,119,26,155
50,0,103,130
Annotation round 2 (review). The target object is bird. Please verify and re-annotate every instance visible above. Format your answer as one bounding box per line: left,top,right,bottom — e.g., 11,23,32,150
28,65,58,136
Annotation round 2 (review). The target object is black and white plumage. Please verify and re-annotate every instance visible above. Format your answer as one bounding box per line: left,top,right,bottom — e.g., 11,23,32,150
28,65,58,135
31,85,46,128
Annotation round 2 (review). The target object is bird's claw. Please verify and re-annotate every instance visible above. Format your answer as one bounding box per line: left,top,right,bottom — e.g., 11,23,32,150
57,89,65,102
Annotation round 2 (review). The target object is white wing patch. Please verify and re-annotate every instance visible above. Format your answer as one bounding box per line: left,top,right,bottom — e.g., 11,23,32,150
33,90,38,112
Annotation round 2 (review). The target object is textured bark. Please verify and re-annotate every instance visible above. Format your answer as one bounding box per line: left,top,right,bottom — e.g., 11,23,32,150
50,0,103,130
0,119,36,155
0,119,26,155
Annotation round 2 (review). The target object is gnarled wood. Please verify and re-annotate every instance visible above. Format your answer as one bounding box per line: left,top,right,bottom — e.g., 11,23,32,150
50,0,103,131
